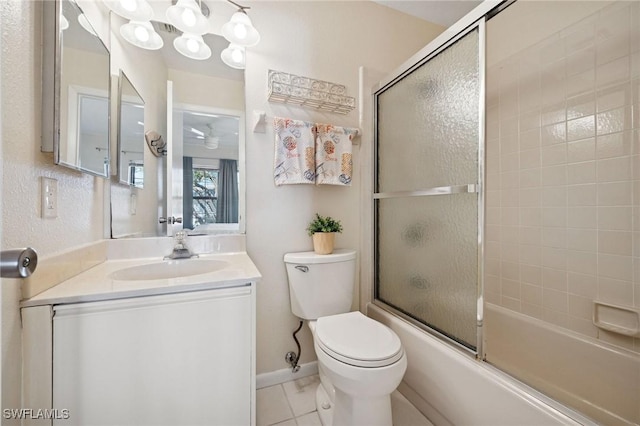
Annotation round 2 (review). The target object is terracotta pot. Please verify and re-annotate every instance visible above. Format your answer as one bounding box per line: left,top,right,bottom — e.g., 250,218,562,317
312,232,335,254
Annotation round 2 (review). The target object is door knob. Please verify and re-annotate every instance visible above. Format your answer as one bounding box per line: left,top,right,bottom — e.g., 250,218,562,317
159,216,183,224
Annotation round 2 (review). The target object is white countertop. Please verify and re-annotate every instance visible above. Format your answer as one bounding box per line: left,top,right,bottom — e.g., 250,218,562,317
21,252,261,308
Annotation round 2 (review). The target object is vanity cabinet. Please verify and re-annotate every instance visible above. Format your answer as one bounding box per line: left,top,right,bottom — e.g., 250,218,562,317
22,283,256,426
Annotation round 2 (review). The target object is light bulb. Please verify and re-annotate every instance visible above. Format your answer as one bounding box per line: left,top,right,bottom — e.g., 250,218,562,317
186,38,199,53
60,14,69,30
233,23,247,40
134,25,150,42
181,8,197,27
120,0,137,12
231,48,244,64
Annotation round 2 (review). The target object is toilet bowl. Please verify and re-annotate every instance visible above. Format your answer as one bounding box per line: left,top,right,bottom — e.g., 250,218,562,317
309,312,407,426
284,250,406,426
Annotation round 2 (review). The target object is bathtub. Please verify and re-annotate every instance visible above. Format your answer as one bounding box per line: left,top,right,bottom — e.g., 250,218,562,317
367,303,634,426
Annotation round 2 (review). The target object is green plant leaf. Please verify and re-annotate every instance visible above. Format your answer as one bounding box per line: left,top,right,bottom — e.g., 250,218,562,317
306,213,343,236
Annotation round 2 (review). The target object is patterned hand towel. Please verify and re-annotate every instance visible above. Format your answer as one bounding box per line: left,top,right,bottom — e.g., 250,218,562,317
273,117,316,185
315,124,357,186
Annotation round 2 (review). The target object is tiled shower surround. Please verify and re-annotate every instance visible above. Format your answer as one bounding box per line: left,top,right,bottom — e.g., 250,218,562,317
485,1,640,352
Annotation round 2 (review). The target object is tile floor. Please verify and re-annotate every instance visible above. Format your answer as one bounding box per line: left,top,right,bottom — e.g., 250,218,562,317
256,375,433,426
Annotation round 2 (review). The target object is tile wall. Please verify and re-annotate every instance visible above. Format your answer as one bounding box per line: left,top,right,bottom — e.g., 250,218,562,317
485,1,640,352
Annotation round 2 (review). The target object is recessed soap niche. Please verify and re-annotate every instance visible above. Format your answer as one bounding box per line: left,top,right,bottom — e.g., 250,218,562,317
593,302,640,337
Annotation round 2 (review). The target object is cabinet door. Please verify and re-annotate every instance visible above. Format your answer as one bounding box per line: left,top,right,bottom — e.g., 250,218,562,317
53,286,252,426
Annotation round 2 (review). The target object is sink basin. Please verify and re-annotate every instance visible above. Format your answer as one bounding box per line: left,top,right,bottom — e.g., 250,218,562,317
110,259,228,281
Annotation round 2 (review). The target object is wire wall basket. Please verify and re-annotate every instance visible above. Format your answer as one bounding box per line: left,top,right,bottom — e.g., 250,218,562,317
267,70,355,114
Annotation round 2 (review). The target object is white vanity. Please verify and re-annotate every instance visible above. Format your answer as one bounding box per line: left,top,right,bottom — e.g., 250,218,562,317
21,238,260,426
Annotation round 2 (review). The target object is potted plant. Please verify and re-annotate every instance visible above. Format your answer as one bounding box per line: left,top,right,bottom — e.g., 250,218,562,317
307,213,343,254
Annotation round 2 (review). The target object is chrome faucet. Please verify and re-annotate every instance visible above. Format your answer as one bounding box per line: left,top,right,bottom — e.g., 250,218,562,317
165,230,198,260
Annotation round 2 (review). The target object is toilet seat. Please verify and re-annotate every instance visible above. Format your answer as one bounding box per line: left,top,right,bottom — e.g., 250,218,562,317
315,311,403,368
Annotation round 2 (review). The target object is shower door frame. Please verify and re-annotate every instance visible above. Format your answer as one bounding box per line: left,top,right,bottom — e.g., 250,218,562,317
370,1,508,358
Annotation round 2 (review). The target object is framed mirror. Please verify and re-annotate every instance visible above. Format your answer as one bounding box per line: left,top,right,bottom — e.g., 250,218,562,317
42,0,111,178
117,71,145,188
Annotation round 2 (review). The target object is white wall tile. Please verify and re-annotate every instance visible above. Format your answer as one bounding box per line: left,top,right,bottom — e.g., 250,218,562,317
596,131,632,159
567,250,597,276
541,165,567,186
568,272,597,298
566,229,597,252
567,116,595,141
597,157,631,182
543,288,569,312
598,206,632,231
541,123,567,146
568,138,596,163
542,207,567,228
488,2,638,352
598,181,632,206
598,230,633,256
598,254,633,281
568,294,593,319
597,83,632,112
541,186,567,207
542,267,568,291
568,206,597,228
567,161,596,184
596,56,630,88
520,227,541,246
568,184,597,206
597,277,634,305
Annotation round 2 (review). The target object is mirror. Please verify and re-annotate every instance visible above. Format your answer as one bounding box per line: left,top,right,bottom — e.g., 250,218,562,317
108,7,245,238
117,71,145,188
173,107,242,234
44,0,111,177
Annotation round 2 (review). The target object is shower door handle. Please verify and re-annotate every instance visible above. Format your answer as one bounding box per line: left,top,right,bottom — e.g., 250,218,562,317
373,184,478,199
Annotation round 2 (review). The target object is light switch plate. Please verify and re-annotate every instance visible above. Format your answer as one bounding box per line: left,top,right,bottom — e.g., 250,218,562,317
41,177,58,218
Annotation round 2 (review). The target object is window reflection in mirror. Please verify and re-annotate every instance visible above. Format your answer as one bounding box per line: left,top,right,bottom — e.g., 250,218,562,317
176,109,240,234
59,0,110,177
117,71,145,188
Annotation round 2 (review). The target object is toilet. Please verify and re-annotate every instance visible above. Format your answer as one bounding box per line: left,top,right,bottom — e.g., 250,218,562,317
284,249,407,426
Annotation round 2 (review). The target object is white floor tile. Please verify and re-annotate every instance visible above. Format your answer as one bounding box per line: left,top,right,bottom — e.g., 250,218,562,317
282,374,320,417
256,384,294,426
262,375,432,426
295,411,322,426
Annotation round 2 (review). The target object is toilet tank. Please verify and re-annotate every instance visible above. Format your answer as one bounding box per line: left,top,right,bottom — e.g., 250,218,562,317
284,249,356,320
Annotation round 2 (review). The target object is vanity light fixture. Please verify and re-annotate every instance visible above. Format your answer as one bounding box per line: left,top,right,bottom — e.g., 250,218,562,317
104,0,153,21
220,43,245,69
120,20,164,50
173,33,212,60
221,7,260,47
166,0,210,35
105,0,258,66
60,14,69,30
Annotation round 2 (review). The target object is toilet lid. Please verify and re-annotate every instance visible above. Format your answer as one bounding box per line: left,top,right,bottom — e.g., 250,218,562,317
315,311,403,368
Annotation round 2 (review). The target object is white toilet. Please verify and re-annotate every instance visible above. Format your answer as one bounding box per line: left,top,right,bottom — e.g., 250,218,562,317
284,249,407,426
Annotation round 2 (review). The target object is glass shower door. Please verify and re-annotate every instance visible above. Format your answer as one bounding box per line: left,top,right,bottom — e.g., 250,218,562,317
374,25,483,351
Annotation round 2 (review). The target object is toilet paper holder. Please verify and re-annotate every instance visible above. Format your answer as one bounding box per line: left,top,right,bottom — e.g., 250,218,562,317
0,248,38,278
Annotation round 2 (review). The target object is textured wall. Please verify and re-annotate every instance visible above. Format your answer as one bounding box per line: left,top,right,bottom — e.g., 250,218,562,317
1,0,107,417
243,1,444,374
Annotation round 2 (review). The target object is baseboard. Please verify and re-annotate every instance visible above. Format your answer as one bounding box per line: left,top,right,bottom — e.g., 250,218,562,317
256,361,319,389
